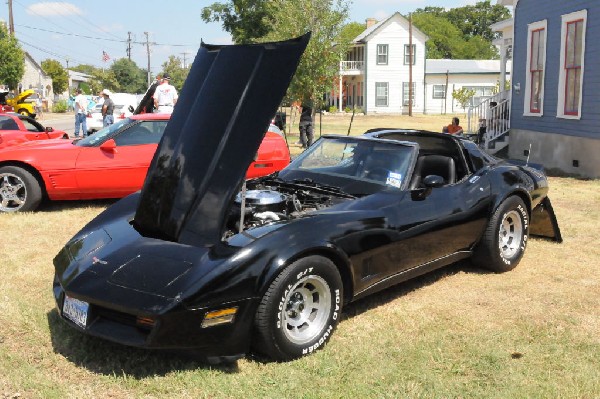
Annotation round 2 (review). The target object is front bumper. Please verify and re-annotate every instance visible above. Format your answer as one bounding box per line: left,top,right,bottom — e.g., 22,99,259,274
53,275,257,360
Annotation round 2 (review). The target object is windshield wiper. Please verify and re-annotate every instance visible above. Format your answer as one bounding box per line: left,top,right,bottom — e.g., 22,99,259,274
291,179,356,199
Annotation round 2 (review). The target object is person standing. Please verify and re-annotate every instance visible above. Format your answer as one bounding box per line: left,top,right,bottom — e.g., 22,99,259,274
153,73,178,114
74,89,88,138
101,89,115,127
299,102,314,149
35,96,43,119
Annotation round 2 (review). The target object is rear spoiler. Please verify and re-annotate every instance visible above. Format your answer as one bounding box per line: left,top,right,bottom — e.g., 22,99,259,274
530,197,563,243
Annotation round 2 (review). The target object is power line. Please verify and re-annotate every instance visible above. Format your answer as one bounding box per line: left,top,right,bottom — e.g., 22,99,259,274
15,24,127,43
15,24,194,47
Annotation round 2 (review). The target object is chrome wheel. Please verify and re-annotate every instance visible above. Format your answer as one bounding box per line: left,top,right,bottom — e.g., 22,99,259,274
0,173,27,212
499,209,523,259
281,275,332,345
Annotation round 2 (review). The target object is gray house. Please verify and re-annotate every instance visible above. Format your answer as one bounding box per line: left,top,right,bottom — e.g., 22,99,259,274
499,0,599,178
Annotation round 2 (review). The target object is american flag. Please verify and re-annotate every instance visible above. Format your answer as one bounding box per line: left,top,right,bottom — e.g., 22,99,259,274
102,51,110,62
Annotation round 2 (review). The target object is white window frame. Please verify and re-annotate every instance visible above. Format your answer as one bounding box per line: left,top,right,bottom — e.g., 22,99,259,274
404,44,416,65
523,19,547,117
402,82,416,106
377,44,388,65
375,82,389,107
557,10,587,120
432,84,446,99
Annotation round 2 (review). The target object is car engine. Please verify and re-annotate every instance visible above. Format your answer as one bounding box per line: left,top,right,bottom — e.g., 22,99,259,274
224,178,354,237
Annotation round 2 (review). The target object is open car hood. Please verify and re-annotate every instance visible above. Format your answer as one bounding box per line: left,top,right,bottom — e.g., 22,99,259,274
10,89,35,104
133,81,159,115
133,33,310,247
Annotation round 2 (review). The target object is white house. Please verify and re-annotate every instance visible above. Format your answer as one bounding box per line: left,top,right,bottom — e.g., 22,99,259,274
332,13,511,116
18,52,53,100
424,59,512,114
330,13,428,114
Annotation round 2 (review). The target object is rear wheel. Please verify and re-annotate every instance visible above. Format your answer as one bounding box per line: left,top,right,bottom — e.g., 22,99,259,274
18,109,31,117
253,256,343,360
473,196,529,272
0,166,43,212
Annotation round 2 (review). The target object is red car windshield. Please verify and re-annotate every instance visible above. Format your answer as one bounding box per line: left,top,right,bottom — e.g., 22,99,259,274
75,118,133,147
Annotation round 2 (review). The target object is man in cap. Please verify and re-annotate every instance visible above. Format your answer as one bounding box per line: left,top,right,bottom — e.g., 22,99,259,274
74,88,88,137
153,73,178,114
101,89,115,127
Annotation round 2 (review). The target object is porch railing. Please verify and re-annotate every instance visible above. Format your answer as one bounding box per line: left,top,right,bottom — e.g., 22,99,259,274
466,91,511,150
340,61,365,72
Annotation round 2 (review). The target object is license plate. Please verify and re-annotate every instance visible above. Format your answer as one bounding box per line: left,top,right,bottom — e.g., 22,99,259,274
63,295,89,329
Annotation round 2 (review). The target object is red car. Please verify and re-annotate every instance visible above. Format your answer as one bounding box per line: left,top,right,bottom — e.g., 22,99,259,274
0,113,68,149
0,113,290,212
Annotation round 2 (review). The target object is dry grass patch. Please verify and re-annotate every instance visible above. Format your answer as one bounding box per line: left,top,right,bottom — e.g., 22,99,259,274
0,115,599,398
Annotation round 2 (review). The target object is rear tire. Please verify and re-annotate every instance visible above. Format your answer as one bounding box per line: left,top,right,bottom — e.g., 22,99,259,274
473,196,529,272
18,109,30,117
0,166,43,212
253,256,343,361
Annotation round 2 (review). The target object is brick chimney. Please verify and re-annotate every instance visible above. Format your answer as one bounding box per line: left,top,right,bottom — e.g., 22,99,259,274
366,18,378,28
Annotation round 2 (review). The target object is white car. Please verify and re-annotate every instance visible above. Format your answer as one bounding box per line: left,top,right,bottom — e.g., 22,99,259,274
86,93,138,134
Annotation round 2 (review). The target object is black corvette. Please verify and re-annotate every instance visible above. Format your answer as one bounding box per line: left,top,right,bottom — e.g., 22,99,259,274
52,35,561,363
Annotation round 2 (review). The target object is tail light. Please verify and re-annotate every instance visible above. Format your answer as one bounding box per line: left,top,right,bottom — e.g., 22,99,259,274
86,112,92,118
118,112,125,119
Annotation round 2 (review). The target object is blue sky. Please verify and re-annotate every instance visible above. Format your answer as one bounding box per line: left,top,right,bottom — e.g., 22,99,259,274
2,0,480,75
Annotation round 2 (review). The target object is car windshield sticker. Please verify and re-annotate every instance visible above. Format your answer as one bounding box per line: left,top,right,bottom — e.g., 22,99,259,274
386,172,402,188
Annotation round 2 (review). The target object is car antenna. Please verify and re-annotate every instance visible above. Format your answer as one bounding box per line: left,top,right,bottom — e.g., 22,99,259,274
525,143,532,167
238,180,248,233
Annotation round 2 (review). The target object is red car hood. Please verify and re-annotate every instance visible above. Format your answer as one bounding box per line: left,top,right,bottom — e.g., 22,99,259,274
0,138,77,161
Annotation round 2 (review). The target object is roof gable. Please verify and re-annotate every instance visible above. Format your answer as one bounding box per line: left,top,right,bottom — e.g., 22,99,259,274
24,52,50,79
354,12,428,43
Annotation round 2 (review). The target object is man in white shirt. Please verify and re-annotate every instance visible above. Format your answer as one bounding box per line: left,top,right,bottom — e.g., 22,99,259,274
74,89,89,137
153,73,178,114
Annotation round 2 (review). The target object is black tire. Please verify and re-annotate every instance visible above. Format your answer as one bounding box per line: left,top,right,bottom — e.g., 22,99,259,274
253,255,343,361
18,109,31,117
473,196,529,273
0,166,43,212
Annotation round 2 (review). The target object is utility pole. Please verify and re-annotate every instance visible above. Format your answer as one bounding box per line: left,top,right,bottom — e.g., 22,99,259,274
8,0,15,35
65,57,70,69
144,32,151,86
126,32,132,61
180,52,190,69
408,13,413,117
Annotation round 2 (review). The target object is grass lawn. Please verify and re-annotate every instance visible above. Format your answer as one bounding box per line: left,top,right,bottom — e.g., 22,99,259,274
0,113,598,398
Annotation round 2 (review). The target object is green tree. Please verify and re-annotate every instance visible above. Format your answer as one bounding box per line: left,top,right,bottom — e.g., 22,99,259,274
262,0,350,109
446,0,511,42
412,1,510,59
0,24,25,90
201,0,275,44
452,87,476,111
91,69,120,93
337,22,365,47
110,58,146,93
160,56,190,91
411,13,464,59
41,59,69,94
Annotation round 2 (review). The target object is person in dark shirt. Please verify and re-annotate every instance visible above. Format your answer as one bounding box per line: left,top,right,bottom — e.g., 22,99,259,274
101,89,115,128
299,102,313,149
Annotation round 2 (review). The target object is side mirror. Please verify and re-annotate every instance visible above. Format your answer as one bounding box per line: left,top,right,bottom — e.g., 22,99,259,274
45,126,54,132
128,105,134,113
100,138,118,153
422,175,445,188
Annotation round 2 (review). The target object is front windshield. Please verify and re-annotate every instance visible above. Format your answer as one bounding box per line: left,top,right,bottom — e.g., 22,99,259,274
280,136,415,191
75,118,132,147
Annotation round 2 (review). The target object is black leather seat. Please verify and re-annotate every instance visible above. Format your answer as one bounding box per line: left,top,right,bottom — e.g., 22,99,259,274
410,155,456,189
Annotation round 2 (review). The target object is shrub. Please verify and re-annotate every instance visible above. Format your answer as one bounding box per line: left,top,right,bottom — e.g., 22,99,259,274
52,99,68,113
329,106,338,113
